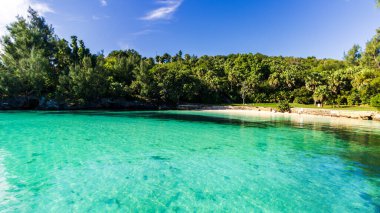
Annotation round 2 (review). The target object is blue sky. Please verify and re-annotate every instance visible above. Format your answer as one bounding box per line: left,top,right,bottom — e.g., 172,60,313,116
1,0,380,59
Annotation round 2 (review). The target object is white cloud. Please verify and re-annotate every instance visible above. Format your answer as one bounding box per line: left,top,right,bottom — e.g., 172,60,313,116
92,15,110,21
142,0,183,21
0,0,54,39
30,2,54,14
100,0,107,7
132,29,156,36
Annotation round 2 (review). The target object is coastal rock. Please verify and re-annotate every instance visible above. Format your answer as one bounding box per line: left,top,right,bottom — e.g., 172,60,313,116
158,104,176,110
36,97,61,110
372,114,380,121
360,115,373,120
0,97,39,109
63,99,158,110
105,99,158,110
38,97,46,108
0,102,10,110
46,100,59,110
289,107,380,121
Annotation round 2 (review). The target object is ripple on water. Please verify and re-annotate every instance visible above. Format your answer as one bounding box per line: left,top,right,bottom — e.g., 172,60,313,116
0,111,379,211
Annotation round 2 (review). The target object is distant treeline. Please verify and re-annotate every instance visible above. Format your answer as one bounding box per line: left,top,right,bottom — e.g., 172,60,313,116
1,8,380,107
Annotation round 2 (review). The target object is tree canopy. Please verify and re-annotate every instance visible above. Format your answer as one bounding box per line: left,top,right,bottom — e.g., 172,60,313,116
0,8,380,107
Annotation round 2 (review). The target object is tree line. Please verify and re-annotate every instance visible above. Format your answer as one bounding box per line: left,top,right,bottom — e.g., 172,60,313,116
0,8,380,108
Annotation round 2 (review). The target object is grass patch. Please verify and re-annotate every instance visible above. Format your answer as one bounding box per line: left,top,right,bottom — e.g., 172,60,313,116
232,103,379,111
232,103,278,108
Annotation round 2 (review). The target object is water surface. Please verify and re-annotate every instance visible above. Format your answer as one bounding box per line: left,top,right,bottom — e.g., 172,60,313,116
0,110,379,212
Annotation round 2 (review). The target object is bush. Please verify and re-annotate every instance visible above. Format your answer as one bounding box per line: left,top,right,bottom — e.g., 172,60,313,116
336,96,348,105
292,87,313,104
370,94,380,107
293,96,313,104
278,100,291,113
251,93,267,103
347,92,361,106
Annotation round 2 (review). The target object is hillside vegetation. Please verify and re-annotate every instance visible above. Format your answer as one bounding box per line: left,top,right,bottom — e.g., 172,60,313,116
0,8,379,109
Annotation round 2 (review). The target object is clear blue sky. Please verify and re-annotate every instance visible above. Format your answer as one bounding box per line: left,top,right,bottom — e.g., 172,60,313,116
41,0,380,59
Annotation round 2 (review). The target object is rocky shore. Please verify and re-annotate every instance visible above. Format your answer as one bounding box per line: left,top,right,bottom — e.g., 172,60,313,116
0,97,170,110
1,98,379,121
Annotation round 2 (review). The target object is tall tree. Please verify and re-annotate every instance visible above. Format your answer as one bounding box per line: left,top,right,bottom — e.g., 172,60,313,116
362,29,380,69
344,45,361,66
0,7,57,97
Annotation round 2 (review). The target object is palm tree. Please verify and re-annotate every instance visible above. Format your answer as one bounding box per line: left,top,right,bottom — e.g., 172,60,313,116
313,85,328,107
306,72,324,104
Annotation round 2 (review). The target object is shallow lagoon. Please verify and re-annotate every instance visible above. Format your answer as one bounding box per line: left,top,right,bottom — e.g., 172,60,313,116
0,110,379,212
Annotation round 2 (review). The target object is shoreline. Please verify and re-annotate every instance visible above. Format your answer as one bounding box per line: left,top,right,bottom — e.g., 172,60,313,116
178,105,380,122
1,100,379,122
197,109,380,132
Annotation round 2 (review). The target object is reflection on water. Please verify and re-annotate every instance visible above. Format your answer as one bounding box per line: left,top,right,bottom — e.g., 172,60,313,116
41,110,380,177
42,110,380,144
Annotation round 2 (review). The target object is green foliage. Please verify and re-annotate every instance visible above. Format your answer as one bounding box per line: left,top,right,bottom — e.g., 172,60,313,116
292,87,313,104
0,8,56,97
278,100,291,113
347,92,361,106
1,8,380,109
344,45,361,66
361,29,380,69
336,96,348,105
1,48,50,97
370,94,380,107
313,85,329,106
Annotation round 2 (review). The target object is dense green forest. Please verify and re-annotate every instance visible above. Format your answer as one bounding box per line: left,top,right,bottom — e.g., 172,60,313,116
0,8,380,109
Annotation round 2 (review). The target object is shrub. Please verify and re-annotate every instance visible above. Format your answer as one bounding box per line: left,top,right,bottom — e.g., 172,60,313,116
347,92,361,106
337,96,348,105
278,100,291,113
292,87,313,104
293,96,313,104
370,94,380,107
251,93,267,103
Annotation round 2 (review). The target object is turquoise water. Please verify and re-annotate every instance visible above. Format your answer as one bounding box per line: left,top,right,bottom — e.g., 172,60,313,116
0,111,379,212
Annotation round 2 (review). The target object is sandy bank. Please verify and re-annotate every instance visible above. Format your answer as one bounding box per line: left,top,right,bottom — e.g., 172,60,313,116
178,105,380,122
